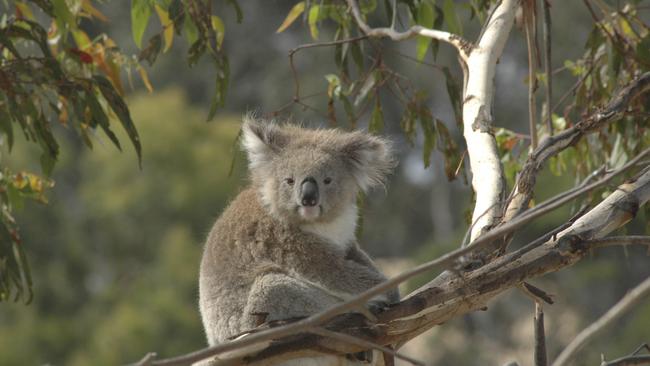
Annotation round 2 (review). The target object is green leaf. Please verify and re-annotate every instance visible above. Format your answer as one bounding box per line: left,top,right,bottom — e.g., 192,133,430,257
443,0,462,35
40,152,56,177
207,55,230,121
85,91,122,151
340,95,357,128
52,0,77,32
636,35,650,66
277,2,305,33
442,67,462,127
93,75,142,166
168,0,184,36
0,107,14,151
183,14,199,45
354,70,379,106
400,105,417,146
435,119,459,180
138,34,162,66
187,38,206,67
211,15,225,50
350,40,364,72
419,109,435,168
131,0,152,49
226,0,243,23
416,1,435,62
369,97,384,133
325,74,341,98
308,5,321,40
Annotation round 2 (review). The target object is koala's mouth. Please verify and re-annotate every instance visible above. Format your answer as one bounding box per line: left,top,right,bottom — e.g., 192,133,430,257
297,205,322,221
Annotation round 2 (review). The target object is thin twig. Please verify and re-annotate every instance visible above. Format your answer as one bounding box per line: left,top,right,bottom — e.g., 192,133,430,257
552,276,650,366
288,35,369,101
505,72,650,222
550,62,594,113
524,0,539,149
601,344,650,366
345,0,472,61
542,0,553,136
586,236,650,250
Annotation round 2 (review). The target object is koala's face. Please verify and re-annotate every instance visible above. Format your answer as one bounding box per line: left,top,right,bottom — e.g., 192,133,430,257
241,117,394,224
266,146,358,223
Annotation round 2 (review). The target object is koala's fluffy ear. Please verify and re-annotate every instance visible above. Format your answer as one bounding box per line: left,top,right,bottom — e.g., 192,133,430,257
241,115,288,170
340,133,395,192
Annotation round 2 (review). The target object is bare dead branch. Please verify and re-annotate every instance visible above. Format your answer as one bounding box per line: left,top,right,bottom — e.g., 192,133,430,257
521,282,554,305
551,277,650,366
345,0,471,61
601,344,650,366
534,302,548,366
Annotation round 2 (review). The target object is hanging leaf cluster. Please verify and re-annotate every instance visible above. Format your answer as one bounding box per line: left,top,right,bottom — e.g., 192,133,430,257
0,0,240,303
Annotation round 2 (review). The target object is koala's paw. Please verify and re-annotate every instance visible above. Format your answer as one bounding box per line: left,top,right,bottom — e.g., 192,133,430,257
366,299,391,314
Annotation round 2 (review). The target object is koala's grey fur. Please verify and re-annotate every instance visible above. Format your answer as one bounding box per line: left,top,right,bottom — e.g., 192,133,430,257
198,116,399,364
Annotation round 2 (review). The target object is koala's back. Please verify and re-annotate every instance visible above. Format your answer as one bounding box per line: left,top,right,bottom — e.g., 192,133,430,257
199,188,345,344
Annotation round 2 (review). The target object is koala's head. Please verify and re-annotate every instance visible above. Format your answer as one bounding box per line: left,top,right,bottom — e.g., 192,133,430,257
241,116,395,224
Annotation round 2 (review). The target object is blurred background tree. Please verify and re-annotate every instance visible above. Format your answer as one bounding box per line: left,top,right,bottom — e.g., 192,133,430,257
0,0,648,365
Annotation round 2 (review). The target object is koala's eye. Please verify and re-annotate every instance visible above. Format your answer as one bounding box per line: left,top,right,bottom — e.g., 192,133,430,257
285,178,295,186
323,177,332,185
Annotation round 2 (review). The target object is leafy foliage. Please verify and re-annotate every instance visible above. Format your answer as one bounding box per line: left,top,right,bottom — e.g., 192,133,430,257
0,0,237,302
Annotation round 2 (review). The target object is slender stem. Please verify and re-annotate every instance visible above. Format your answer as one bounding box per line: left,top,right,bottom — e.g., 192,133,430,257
552,277,650,366
524,0,539,149
542,0,553,136
534,302,548,366
345,0,471,61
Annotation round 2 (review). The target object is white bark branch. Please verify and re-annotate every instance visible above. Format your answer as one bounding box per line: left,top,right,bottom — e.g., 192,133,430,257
345,0,471,61
462,0,519,241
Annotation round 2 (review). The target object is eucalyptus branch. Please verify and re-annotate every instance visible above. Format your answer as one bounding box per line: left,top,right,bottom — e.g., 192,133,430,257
551,277,650,366
504,71,650,223
345,0,471,61
130,151,650,366
534,302,548,366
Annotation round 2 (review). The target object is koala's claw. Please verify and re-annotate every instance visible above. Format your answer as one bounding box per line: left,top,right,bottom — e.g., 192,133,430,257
348,350,373,363
367,299,391,313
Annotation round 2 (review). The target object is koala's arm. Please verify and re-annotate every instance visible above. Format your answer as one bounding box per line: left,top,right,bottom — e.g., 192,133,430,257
343,244,400,303
243,270,345,327
292,243,399,305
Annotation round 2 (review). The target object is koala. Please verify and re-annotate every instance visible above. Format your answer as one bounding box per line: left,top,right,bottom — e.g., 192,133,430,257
198,116,399,365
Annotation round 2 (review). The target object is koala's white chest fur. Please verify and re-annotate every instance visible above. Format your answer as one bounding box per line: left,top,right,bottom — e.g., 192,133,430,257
300,204,357,249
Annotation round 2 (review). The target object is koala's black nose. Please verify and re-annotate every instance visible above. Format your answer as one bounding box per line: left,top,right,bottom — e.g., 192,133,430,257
300,177,319,207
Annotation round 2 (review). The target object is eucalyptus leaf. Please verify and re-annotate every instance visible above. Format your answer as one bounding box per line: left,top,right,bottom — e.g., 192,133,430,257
131,0,152,49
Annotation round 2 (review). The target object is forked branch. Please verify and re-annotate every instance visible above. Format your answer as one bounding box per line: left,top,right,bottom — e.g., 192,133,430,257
345,0,472,61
